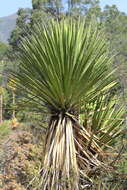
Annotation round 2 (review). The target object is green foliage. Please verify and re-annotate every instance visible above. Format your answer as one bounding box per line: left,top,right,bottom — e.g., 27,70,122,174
0,120,11,144
3,1,127,189
32,0,62,16
3,88,15,119
11,19,116,114
32,0,44,10
81,95,124,149
8,8,30,53
9,19,122,190
0,42,9,60
9,0,103,53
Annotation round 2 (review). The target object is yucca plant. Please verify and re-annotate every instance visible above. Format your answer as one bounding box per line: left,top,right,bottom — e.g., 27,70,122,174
79,95,124,187
10,19,117,189
95,181,119,190
81,95,124,150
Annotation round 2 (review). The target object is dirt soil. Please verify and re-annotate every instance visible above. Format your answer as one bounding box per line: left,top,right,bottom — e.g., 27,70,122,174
0,125,45,190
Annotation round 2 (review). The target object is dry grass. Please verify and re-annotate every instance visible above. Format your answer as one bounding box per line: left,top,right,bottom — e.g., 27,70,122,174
39,114,107,190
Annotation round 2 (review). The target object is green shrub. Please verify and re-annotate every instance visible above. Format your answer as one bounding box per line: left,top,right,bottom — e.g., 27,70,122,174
0,120,11,144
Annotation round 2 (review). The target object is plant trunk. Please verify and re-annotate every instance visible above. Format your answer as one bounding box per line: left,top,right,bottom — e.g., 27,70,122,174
12,90,16,118
41,114,104,190
0,94,3,123
41,114,79,190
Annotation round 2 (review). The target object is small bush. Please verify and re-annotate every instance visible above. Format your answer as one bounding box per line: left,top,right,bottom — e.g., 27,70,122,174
0,120,11,144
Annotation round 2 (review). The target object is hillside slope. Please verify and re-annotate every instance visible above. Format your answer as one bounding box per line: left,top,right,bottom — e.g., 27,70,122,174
0,14,17,43
0,122,45,190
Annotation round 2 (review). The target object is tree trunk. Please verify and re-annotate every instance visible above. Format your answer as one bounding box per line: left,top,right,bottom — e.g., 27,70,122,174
12,90,16,119
0,94,3,123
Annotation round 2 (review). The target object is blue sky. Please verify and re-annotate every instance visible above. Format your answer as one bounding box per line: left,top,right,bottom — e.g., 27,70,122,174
0,0,126,17
100,0,127,13
0,0,32,17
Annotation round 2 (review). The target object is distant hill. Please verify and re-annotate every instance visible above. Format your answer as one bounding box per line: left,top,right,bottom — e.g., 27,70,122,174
0,13,17,43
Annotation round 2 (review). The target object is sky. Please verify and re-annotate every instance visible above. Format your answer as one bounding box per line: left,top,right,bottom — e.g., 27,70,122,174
0,0,32,17
100,0,127,13
0,0,127,17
